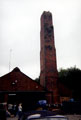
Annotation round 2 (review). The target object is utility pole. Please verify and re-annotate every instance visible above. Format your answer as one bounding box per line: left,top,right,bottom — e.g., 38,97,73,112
9,49,12,72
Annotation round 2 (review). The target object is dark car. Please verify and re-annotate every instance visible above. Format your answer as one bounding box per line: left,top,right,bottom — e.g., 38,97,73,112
22,110,68,120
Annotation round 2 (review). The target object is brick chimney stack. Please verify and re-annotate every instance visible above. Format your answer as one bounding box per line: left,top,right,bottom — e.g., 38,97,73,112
40,11,59,104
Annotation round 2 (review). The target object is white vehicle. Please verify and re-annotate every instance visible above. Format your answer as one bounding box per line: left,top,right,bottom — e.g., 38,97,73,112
23,111,68,120
27,114,68,120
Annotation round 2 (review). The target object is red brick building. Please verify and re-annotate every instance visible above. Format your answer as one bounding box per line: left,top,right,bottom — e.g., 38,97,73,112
0,67,46,110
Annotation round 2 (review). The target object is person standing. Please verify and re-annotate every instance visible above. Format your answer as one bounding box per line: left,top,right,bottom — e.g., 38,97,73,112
18,103,22,120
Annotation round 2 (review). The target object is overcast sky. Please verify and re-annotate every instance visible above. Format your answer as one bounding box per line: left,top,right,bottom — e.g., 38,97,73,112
0,0,81,79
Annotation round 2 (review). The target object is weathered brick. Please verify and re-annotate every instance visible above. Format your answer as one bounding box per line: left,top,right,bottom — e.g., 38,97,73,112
40,11,59,104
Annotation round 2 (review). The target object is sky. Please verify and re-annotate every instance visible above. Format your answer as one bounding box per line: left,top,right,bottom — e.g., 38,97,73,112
0,0,81,79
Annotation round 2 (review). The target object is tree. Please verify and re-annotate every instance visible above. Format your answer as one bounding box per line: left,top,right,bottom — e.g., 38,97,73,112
58,67,81,101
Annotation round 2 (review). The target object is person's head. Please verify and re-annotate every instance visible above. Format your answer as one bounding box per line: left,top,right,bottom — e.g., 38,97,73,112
19,103,22,106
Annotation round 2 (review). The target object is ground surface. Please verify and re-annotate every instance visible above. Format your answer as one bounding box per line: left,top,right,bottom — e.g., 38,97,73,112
7,115,81,120
66,115,81,120
7,116,18,120
7,117,18,120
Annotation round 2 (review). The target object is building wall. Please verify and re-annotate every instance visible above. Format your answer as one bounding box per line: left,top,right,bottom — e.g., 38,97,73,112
60,97,71,103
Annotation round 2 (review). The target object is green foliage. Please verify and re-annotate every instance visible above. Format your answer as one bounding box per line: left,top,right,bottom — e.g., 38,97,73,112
58,67,81,100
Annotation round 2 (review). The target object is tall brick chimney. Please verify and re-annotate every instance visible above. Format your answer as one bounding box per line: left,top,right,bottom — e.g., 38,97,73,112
40,11,59,104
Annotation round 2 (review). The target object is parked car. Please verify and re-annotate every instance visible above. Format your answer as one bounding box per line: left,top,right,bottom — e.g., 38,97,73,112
22,110,68,120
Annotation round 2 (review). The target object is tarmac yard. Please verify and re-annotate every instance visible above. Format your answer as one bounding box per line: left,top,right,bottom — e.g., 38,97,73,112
66,115,81,120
